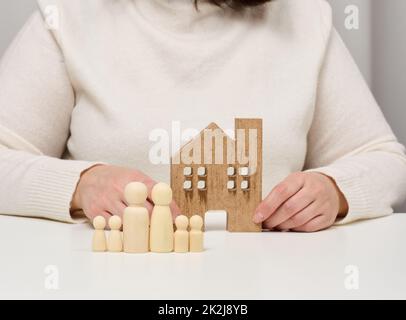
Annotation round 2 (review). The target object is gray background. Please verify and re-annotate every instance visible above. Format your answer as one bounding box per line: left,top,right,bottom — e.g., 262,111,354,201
1,0,405,210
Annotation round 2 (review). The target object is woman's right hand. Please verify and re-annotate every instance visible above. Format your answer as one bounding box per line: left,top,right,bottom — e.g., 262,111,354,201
70,165,181,221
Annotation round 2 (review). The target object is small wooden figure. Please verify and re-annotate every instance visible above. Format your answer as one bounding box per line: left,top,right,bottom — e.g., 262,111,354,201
190,215,204,252
150,183,174,253
92,216,107,252
123,182,150,253
174,215,189,253
108,216,123,252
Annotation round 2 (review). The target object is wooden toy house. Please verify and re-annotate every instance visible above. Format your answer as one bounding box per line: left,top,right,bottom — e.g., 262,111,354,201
170,119,263,232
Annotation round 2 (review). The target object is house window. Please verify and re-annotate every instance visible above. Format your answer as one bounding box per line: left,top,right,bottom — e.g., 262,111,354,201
241,180,249,191
197,180,206,191
183,180,192,191
239,167,250,177
183,167,192,176
227,166,235,177
227,180,236,191
197,167,206,177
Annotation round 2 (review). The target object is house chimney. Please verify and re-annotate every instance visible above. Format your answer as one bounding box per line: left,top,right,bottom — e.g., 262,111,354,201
235,119,262,175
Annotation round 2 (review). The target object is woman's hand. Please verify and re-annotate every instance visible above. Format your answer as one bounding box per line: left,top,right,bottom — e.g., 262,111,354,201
71,165,181,221
253,172,349,232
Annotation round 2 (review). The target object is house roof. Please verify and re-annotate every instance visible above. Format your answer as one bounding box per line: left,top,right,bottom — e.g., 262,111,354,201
171,122,235,163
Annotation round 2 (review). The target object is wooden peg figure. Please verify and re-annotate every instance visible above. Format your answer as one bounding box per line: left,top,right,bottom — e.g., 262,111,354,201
150,183,174,253
123,182,150,253
190,215,204,252
108,216,123,252
92,216,107,252
174,215,189,253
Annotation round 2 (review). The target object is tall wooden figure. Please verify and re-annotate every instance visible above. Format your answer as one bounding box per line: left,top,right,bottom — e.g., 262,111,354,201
123,182,150,253
150,183,174,253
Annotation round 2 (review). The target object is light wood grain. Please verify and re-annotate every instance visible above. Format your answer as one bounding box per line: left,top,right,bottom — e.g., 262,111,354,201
171,119,263,232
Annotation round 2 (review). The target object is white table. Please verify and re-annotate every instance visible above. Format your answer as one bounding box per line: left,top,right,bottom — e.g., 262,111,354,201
0,213,405,300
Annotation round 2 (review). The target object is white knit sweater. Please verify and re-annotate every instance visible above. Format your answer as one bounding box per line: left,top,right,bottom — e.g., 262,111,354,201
0,0,405,224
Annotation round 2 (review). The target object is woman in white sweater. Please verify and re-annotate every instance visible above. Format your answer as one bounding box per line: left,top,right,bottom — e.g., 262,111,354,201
0,0,405,232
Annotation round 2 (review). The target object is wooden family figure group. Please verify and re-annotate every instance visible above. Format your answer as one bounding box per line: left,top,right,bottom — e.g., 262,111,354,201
92,182,204,253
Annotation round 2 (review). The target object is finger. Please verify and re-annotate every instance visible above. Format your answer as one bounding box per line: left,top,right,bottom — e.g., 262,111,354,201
135,171,158,201
291,214,330,233
103,194,126,217
110,201,127,217
145,200,154,215
254,173,305,223
262,188,315,229
86,200,113,221
274,201,321,230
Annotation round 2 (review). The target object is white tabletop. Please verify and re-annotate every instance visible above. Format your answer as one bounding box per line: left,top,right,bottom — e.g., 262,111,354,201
0,212,405,300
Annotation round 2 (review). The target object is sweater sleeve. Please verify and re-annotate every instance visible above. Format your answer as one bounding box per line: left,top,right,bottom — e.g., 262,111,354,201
0,12,100,223
304,27,406,224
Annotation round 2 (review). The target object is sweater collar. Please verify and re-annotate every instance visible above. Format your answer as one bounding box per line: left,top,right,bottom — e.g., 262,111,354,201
133,0,242,38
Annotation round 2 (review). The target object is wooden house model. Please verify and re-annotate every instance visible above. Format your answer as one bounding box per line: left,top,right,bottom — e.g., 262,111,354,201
170,119,263,232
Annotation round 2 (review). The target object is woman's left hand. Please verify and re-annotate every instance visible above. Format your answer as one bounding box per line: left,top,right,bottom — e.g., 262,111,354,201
253,172,349,232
